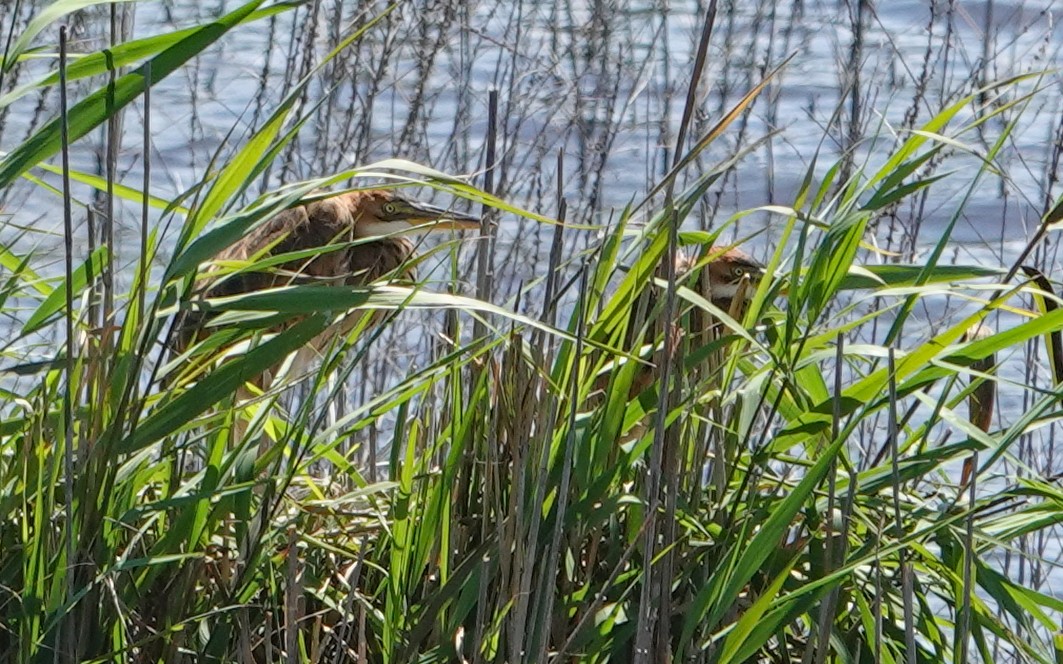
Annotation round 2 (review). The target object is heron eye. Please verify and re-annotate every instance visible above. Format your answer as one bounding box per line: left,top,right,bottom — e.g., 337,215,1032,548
383,202,397,215
732,267,746,278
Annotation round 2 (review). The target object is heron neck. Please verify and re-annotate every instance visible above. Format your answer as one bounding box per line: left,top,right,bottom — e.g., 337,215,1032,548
355,220,415,238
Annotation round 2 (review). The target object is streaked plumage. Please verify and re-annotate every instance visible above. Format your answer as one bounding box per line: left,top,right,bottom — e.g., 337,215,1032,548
611,246,765,402
175,189,478,384
673,246,765,354
692,247,765,312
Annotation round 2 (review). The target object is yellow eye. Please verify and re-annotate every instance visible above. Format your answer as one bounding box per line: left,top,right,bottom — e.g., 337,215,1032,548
383,202,397,215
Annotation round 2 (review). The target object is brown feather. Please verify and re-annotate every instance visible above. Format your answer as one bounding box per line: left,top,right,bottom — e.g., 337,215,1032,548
602,246,765,402
590,246,765,445
173,190,472,363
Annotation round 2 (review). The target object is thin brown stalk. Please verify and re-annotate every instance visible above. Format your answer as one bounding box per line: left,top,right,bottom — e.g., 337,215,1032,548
886,348,916,662
285,526,301,664
138,60,151,322
513,159,567,663
811,335,846,664
474,89,498,338
531,263,589,663
101,2,124,341
539,149,567,326
957,450,977,664
838,0,867,185
58,25,77,664
636,3,718,660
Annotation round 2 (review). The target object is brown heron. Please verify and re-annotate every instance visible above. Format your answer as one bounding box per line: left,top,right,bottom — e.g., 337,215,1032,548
175,188,479,389
688,246,765,313
676,246,765,350
604,245,765,411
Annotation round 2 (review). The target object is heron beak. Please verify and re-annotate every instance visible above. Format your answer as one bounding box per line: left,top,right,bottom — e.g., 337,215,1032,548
401,200,481,231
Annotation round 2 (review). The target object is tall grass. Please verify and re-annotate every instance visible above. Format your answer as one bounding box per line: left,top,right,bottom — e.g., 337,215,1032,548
1,1,1062,662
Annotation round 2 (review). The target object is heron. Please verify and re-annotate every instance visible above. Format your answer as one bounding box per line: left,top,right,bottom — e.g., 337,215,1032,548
647,245,765,370
688,246,765,313
676,246,765,350
600,245,765,431
174,188,480,392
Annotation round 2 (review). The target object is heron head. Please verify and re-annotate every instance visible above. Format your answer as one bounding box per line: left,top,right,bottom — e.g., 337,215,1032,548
351,190,480,238
699,247,765,312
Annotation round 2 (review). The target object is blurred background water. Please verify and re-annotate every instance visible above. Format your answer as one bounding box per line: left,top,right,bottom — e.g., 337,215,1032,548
4,2,1060,260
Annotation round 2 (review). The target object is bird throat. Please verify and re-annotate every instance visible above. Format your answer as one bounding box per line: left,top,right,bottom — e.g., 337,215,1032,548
355,220,418,238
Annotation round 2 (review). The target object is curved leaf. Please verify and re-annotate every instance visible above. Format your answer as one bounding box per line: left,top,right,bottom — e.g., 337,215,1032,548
0,0,268,190
2,0,138,72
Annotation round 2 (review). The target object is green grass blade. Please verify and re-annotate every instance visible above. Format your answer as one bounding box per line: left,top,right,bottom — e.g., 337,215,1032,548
0,0,270,190
21,245,109,335
2,0,138,72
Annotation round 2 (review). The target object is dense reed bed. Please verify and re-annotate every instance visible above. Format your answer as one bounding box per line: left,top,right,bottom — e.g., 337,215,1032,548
1,1,1062,662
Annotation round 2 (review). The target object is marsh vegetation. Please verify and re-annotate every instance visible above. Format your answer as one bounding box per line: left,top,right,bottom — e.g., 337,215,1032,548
1,0,1062,662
